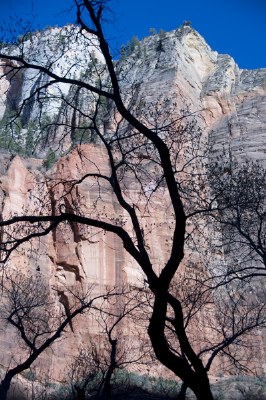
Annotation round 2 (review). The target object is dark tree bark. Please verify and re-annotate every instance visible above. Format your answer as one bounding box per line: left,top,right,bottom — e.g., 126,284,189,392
74,384,86,400
177,382,188,400
102,338,117,399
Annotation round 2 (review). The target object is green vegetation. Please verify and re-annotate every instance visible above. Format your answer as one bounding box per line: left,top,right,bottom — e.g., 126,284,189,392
0,107,101,164
149,27,157,36
120,35,141,59
10,371,266,400
119,27,168,61
0,113,24,154
43,149,57,169
0,113,40,156
182,20,192,27
17,31,32,44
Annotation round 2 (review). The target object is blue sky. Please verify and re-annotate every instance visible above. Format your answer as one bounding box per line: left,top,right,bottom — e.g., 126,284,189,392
1,0,266,69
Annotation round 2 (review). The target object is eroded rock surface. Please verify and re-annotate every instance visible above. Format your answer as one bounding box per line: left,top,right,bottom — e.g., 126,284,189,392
0,25,266,382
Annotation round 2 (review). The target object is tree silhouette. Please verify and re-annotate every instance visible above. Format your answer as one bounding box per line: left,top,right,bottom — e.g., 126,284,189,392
0,271,124,400
0,2,265,399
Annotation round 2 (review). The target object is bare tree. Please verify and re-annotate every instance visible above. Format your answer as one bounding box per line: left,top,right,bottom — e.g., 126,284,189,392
0,271,118,400
69,286,151,399
208,156,266,282
170,270,266,399
0,2,265,400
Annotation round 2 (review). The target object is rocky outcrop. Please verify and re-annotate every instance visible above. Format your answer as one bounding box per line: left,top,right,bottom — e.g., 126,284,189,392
117,26,266,164
0,25,266,384
1,26,265,161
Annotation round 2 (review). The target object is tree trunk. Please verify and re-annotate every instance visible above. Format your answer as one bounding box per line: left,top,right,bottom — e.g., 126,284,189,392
177,382,187,400
102,338,117,399
192,376,214,400
74,384,86,400
175,370,213,400
0,374,12,400
148,292,214,400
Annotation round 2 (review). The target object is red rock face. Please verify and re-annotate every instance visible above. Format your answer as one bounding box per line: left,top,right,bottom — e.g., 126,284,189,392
0,141,265,383
0,26,266,385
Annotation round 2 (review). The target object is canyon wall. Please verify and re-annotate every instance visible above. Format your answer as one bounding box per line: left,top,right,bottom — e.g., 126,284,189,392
0,25,266,385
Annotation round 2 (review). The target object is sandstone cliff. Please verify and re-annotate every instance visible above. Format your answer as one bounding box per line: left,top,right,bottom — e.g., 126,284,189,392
1,26,265,162
0,25,265,386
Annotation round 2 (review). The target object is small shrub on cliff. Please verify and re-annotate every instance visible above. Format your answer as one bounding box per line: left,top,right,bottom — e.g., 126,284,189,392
43,150,57,169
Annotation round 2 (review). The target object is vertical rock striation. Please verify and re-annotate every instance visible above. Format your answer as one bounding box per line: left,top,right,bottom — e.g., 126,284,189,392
0,25,265,383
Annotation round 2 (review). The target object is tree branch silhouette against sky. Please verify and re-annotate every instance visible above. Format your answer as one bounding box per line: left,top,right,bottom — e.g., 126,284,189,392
1,0,266,69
